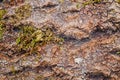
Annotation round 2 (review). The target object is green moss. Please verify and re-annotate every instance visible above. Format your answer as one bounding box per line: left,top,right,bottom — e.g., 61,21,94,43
76,3,81,9
16,36,21,44
116,51,120,54
0,9,6,20
83,1,92,7
16,25,64,54
0,22,4,40
16,26,36,50
35,75,44,80
15,4,32,20
11,65,16,75
92,0,102,3
83,0,102,7
59,0,64,3
0,9,6,40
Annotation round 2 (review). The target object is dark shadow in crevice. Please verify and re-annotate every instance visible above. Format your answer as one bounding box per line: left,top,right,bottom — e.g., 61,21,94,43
13,49,27,57
85,72,111,80
4,63,57,76
109,48,120,56
13,27,21,32
35,64,57,73
90,25,118,38
0,0,3,3
62,9,80,13
3,66,32,76
42,4,58,8
59,34,80,42
80,37,91,42
59,33,91,43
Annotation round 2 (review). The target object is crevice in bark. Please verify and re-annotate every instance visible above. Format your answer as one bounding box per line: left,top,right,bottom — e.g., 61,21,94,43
90,25,119,38
0,0,3,3
42,4,58,9
4,63,57,76
3,66,32,76
85,72,112,80
62,9,80,13
109,48,120,56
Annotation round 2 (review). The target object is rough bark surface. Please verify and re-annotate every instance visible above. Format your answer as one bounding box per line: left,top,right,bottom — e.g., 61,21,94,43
0,0,120,80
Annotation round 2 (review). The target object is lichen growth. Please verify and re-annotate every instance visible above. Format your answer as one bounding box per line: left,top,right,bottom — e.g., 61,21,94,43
10,65,16,75
0,9,6,20
16,26,36,51
15,4,32,20
35,75,44,80
0,5,31,27
0,9,6,39
83,0,102,7
16,25,64,54
0,20,5,40
116,0,120,4
116,51,120,54
83,1,92,7
92,0,102,3
76,3,81,9
59,0,64,3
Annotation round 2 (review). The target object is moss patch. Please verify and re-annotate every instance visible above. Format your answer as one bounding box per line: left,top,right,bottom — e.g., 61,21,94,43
16,25,64,54
0,22,4,39
0,9,6,39
83,0,102,7
59,0,64,3
116,0,120,4
116,51,120,54
0,9,6,20
15,4,32,20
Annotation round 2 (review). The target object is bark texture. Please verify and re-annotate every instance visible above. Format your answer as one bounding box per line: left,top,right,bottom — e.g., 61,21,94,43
0,0,120,80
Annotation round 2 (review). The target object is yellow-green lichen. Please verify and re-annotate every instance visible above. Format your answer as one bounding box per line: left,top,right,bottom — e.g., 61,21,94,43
92,0,102,3
16,25,64,54
15,4,32,20
0,9,6,40
35,75,44,80
16,36,21,44
116,0,120,4
16,26,36,50
59,0,64,3
83,1,92,7
116,51,120,54
0,9,6,20
83,0,102,7
76,3,81,9
0,22,5,40
10,65,16,75
35,76,55,80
